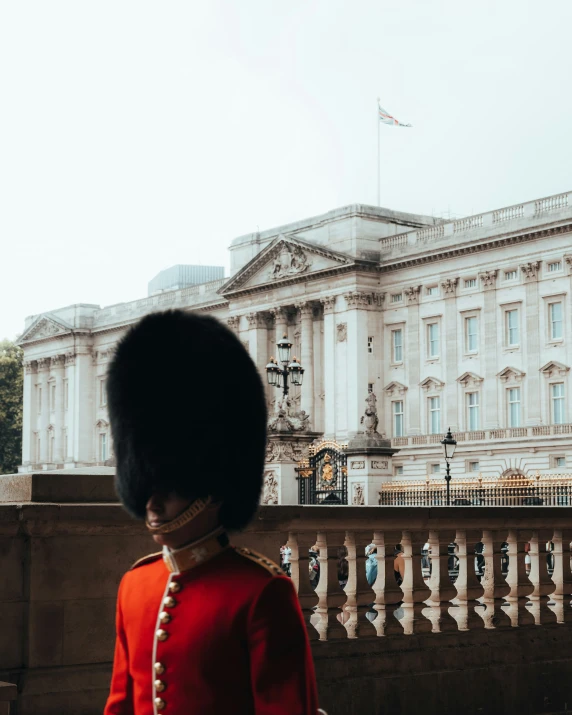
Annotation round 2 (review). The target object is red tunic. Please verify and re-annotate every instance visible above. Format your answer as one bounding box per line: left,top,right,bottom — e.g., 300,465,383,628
104,545,320,715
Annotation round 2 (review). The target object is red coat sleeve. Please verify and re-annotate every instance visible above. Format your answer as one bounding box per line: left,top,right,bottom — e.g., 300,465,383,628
104,577,134,715
248,576,319,715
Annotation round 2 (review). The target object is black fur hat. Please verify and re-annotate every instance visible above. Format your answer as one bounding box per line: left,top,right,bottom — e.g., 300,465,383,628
106,310,267,531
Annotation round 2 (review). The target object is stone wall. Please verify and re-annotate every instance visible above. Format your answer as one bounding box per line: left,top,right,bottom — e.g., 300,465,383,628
2,482,572,714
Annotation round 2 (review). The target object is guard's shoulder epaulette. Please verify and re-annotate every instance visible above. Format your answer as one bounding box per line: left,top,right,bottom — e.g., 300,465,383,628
234,546,284,577
130,552,163,571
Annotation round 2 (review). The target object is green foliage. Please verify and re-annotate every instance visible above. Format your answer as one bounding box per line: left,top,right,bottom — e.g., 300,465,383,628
0,339,23,474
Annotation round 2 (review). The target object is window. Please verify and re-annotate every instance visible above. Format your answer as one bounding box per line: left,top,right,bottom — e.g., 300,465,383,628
466,392,480,430
391,293,403,304
393,401,404,437
469,461,480,472
48,431,54,463
392,329,403,363
550,302,563,340
368,383,374,394
64,380,69,410
555,456,566,468
50,383,56,412
99,378,107,406
508,387,521,427
427,286,439,296
430,463,441,475
394,465,404,476
506,309,519,346
505,270,518,280
367,336,374,354
63,430,68,460
464,278,477,289
551,383,565,424
548,261,562,272
428,323,440,358
35,435,41,463
465,316,478,352
99,433,108,462
37,386,42,414
429,396,441,434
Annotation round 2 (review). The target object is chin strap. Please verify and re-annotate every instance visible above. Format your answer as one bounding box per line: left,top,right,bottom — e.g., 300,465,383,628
145,496,212,535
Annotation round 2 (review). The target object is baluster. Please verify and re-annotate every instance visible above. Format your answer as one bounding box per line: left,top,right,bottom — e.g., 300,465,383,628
371,530,404,636
314,531,347,640
504,529,534,627
549,529,572,623
288,532,320,639
400,530,431,634
450,529,484,630
423,529,457,632
480,529,511,628
342,531,377,638
527,530,557,625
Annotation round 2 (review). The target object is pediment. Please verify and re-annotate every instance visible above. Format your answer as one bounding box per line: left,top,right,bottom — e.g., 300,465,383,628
457,371,484,388
219,235,353,295
420,376,445,391
384,381,408,396
497,366,526,383
540,361,570,378
19,314,73,344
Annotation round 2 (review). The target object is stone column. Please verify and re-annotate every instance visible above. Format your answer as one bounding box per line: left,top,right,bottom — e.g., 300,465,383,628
65,352,76,464
296,302,314,427
21,361,36,468
344,292,381,437
37,358,50,464
404,286,421,435
480,270,499,428
521,261,541,425
272,306,289,346
320,296,337,438
51,355,65,464
441,278,459,431
71,347,94,464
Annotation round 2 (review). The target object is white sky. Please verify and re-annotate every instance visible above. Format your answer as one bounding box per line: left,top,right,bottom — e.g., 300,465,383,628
2,0,571,340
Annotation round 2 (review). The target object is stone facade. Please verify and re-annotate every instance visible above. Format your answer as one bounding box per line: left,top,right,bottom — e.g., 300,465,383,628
17,193,572,481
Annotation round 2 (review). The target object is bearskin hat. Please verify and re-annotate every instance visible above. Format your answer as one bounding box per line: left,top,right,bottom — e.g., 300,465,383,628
106,310,267,531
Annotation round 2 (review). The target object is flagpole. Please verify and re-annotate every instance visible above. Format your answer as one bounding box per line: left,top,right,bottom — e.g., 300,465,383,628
376,97,380,206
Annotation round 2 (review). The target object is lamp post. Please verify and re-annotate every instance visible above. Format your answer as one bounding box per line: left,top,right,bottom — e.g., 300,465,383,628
440,428,457,506
265,334,305,400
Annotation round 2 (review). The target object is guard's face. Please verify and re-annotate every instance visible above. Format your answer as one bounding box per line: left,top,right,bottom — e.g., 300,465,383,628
145,492,222,549
146,491,192,529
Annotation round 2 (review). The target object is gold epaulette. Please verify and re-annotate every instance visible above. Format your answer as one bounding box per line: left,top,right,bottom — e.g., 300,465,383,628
130,551,163,570
234,546,284,577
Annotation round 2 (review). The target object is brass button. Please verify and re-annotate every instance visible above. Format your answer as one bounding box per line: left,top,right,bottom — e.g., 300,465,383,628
159,611,171,624
154,662,166,675
154,697,166,710
156,629,169,642
168,581,182,593
155,679,166,692
163,596,177,608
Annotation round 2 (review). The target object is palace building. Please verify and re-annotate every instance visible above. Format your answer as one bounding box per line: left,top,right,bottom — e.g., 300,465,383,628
18,191,572,485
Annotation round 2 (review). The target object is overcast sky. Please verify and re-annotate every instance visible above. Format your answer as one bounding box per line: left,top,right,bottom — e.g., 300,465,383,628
2,1,571,340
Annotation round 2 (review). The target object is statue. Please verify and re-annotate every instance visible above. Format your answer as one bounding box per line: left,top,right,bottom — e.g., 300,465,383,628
320,454,334,488
361,392,379,435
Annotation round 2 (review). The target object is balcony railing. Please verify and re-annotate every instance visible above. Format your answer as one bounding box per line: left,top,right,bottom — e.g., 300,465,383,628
238,505,572,641
391,424,572,448
379,473,572,507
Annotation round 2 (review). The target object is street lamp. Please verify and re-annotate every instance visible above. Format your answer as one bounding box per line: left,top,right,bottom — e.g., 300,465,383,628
265,334,305,399
440,428,457,506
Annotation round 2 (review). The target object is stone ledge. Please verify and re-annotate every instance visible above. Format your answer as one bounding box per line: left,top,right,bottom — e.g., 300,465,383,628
0,469,117,504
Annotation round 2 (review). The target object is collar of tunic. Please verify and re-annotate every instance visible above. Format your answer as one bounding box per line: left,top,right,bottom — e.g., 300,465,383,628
162,526,230,573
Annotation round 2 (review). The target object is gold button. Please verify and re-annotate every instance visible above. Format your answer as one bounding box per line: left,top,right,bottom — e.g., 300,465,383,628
154,697,166,710
155,679,166,692
159,611,171,624
154,662,165,675
163,596,176,608
156,629,169,642
168,581,182,593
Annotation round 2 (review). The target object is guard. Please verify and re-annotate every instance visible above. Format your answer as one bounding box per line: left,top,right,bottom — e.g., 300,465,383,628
103,310,324,715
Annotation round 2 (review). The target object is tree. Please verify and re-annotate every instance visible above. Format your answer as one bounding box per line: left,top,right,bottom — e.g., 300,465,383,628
0,340,23,474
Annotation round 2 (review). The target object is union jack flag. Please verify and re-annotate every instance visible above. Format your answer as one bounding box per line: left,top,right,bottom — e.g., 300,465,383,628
378,103,412,127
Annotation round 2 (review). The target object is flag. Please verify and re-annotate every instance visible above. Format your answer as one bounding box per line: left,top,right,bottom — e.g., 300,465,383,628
378,102,412,128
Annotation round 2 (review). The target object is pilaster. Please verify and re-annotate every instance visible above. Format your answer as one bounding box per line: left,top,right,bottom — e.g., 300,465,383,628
21,361,36,466
51,355,66,464
480,270,499,428
321,296,337,438
521,261,541,425
441,277,459,431
71,348,94,464
296,302,315,429
404,286,421,435
36,358,50,463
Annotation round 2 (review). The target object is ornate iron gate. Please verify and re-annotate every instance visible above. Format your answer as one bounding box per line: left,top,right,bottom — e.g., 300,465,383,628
297,440,348,504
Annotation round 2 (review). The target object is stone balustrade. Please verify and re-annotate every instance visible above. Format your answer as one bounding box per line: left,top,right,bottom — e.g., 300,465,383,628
392,423,572,447
379,190,572,253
